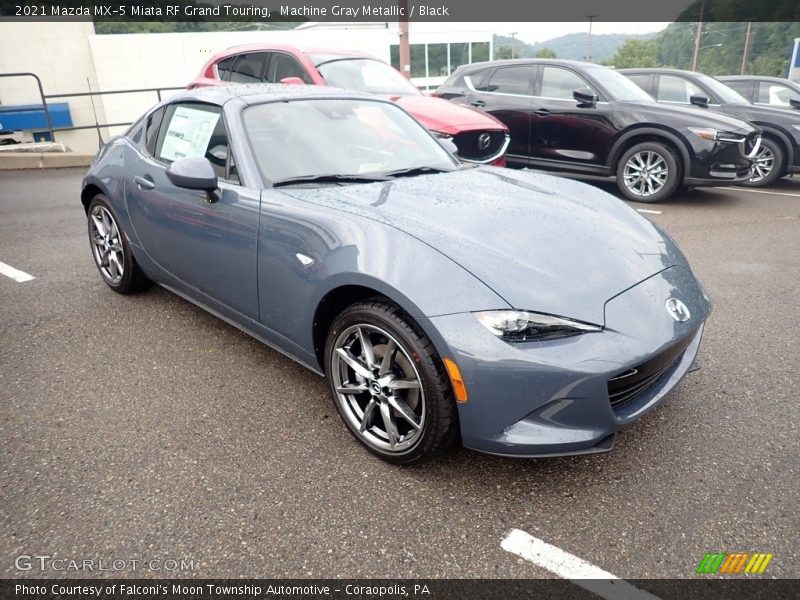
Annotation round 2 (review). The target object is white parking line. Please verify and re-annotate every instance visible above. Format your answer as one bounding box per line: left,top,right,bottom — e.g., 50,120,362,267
501,529,661,600
636,208,663,215
720,186,800,198
0,260,35,282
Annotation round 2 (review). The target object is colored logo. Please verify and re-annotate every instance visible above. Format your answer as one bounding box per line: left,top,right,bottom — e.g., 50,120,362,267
696,552,773,574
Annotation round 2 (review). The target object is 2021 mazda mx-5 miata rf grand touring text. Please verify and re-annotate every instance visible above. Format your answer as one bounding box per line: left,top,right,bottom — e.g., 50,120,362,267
82,84,711,464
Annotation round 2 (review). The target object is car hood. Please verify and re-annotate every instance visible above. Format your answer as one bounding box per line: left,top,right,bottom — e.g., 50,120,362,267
387,95,507,134
279,168,684,325
616,101,756,133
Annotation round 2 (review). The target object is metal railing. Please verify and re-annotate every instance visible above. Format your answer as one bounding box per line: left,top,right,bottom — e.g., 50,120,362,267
0,72,184,145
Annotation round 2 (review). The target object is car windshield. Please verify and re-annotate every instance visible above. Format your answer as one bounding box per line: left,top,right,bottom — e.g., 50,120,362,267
314,57,420,96
583,66,655,103
243,98,457,184
697,74,751,105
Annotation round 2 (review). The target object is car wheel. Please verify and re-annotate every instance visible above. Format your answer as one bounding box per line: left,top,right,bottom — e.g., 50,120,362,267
325,299,458,465
742,137,785,187
617,142,680,203
87,195,151,294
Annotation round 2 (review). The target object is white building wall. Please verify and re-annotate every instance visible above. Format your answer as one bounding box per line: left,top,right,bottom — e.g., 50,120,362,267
1,22,491,154
0,22,107,152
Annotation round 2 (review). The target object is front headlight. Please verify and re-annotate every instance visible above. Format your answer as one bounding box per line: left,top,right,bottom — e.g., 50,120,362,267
687,127,746,143
474,310,602,342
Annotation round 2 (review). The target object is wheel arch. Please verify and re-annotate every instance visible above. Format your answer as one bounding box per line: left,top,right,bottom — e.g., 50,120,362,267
608,127,690,181
312,282,438,374
751,125,794,175
81,182,105,214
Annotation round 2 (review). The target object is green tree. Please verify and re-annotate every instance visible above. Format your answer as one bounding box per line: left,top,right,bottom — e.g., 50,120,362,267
607,39,660,68
494,46,513,60
535,47,557,58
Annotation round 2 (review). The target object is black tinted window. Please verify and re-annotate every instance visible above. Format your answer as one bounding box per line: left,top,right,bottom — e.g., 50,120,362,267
724,80,752,98
144,107,165,156
482,66,532,95
624,73,651,93
229,53,267,83
267,53,312,84
540,67,595,100
216,56,236,81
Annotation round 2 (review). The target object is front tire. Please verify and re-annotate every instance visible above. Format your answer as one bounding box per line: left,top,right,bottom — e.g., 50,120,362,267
616,142,680,203
742,137,785,187
324,300,458,465
87,195,151,294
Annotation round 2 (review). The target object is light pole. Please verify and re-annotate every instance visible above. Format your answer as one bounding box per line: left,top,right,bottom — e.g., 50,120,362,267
585,15,598,62
691,0,706,71
510,32,518,59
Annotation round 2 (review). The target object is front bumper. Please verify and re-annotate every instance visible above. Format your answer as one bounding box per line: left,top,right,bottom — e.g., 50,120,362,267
423,265,711,457
684,133,758,186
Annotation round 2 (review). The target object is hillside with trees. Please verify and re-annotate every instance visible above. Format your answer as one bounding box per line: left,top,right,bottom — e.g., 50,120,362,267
494,32,656,62
606,22,800,75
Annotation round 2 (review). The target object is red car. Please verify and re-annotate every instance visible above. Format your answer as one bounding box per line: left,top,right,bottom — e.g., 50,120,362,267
189,44,509,165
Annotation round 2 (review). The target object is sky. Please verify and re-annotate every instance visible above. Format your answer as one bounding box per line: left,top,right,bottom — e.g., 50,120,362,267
412,22,671,44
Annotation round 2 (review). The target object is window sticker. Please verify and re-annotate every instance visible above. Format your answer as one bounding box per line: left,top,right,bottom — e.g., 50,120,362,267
160,106,220,162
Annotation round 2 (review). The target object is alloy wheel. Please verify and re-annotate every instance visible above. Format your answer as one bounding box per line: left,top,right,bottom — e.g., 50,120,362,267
331,324,425,453
749,144,774,183
89,205,124,285
622,150,669,198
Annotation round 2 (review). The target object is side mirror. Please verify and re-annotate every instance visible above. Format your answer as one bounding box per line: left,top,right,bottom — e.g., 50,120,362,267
166,157,218,191
279,76,306,85
437,136,459,156
574,88,598,107
789,98,800,109
690,95,710,108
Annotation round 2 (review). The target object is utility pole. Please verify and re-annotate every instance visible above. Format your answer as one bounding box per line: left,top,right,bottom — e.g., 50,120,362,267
510,32,518,59
585,15,598,62
398,0,410,80
691,0,705,71
741,21,753,75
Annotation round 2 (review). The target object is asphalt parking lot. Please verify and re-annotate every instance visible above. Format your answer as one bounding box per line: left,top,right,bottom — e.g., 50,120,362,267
1,168,798,581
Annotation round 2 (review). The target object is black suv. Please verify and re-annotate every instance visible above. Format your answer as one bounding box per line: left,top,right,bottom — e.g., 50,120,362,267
620,68,800,187
436,59,759,202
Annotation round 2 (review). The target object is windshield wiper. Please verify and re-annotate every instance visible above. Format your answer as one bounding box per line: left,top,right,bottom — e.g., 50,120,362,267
272,174,390,187
382,166,449,178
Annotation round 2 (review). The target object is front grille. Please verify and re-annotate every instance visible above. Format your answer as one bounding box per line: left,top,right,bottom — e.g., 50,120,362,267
452,130,508,163
607,332,696,411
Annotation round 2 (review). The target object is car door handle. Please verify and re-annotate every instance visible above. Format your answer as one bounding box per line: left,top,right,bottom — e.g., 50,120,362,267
534,109,551,117
470,100,486,108
134,175,155,190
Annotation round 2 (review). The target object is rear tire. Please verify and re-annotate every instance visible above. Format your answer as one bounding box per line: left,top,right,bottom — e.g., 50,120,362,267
324,299,458,465
742,137,785,187
616,142,680,203
87,195,151,294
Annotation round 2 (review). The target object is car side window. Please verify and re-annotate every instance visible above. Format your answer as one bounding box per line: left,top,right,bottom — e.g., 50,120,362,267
154,103,238,183
540,67,596,100
625,73,652,94
216,56,237,82
657,75,704,103
481,66,532,95
267,53,313,84
758,82,799,106
229,53,268,83
724,80,753,99
144,107,165,156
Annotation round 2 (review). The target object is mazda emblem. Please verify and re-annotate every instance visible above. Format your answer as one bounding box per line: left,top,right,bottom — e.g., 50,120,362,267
477,133,491,151
665,298,691,323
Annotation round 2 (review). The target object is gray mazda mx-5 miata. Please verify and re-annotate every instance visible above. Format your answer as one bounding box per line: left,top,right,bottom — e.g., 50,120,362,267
81,84,711,464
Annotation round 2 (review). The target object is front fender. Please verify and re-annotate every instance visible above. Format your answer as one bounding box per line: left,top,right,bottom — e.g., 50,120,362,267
255,195,510,364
